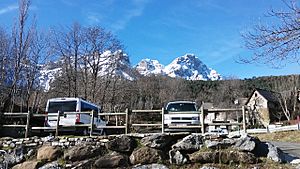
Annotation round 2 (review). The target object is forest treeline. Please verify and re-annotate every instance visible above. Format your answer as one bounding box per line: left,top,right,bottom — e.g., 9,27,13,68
43,74,300,118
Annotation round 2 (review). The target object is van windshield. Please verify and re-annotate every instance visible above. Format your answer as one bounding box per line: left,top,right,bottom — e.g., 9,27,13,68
48,101,77,113
166,103,196,112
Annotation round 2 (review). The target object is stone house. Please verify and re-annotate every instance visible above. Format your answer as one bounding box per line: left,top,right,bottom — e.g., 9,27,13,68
245,88,283,127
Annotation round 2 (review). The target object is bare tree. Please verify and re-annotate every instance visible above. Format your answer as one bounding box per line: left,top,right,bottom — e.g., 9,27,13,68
81,26,122,102
9,0,35,112
51,23,83,97
241,0,300,67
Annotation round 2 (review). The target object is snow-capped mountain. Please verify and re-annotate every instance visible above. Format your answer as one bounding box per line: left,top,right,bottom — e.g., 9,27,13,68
39,52,221,91
135,54,221,81
39,50,134,91
135,59,165,76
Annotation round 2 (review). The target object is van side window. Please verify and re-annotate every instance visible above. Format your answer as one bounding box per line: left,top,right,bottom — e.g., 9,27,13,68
81,102,99,113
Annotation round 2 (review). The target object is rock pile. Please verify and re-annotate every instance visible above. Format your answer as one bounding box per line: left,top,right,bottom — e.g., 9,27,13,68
0,133,297,169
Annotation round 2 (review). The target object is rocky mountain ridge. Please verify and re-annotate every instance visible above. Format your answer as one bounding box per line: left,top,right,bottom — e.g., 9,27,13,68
135,53,221,80
39,52,221,90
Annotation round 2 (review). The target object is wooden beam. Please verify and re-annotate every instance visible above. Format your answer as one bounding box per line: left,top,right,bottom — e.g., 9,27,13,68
55,111,60,137
131,124,162,127
125,108,129,134
25,110,31,138
131,110,162,113
161,107,165,133
201,104,205,134
90,110,94,137
205,108,243,112
242,106,246,133
2,125,27,127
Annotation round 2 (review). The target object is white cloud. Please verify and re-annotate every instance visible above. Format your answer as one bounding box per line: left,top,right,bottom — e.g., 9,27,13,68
110,0,149,32
87,13,102,24
0,4,18,15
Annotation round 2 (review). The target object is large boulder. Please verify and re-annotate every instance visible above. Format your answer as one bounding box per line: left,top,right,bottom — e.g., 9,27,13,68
37,146,62,161
169,149,188,165
189,151,218,163
107,135,136,153
64,145,104,161
132,164,169,169
141,134,174,149
189,150,256,164
266,142,286,163
234,135,259,152
38,161,62,169
205,138,236,149
2,146,26,168
12,161,40,169
130,146,163,165
251,141,287,163
94,151,129,168
171,134,203,152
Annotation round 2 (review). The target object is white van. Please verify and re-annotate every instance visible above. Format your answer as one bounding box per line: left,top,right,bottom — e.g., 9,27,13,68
45,97,106,135
164,101,200,131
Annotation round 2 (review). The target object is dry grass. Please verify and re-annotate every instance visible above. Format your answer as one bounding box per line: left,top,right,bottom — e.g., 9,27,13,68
251,130,300,143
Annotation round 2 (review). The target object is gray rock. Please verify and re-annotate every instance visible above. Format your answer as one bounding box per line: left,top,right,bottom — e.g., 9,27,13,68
94,152,129,168
169,149,188,165
130,146,163,165
141,134,174,149
64,145,105,161
38,161,62,169
205,138,236,149
132,163,169,169
11,160,39,169
234,135,259,152
37,145,62,161
189,150,256,164
172,134,203,152
107,135,136,153
200,166,220,169
266,142,285,163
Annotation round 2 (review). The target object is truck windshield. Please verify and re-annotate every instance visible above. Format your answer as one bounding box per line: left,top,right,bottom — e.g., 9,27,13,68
166,103,196,112
48,101,77,113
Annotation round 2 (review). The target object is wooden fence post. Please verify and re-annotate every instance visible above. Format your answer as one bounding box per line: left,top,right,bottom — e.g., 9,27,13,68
25,110,31,138
201,103,205,135
55,111,61,137
161,108,165,134
297,115,300,130
125,108,129,134
90,110,94,137
242,106,246,133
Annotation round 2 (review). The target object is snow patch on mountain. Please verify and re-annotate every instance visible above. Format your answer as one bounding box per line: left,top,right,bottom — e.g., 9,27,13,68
39,50,134,91
135,59,165,76
135,53,221,81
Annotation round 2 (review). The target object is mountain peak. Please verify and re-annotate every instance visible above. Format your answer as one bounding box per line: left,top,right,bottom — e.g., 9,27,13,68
136,53,222,81
135,59,165,76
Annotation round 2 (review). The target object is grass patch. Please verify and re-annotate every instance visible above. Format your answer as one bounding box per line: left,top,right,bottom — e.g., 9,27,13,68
251,130,300,143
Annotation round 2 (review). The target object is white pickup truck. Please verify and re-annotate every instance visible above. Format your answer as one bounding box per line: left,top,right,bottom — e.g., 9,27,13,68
164,101,200,131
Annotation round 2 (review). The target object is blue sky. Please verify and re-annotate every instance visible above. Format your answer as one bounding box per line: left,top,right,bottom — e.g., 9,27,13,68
0,0,299,79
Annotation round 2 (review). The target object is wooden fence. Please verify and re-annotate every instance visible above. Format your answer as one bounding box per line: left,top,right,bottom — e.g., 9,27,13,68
0,105,247,138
